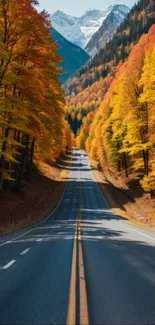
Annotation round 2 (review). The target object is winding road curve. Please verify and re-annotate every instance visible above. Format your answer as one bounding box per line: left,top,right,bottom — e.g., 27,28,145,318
0,149,155,324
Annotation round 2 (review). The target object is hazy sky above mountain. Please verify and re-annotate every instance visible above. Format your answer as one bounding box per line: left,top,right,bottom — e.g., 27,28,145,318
38,0,136,16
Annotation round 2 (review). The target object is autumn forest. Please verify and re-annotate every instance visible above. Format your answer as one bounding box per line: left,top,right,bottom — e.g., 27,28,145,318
0,0,73,194
0,0,155,203
65,0,155,197
0,0,155,319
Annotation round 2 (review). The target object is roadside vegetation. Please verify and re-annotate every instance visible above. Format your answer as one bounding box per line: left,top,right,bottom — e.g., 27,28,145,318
64,0,155,133
77,25,155,197
0,150,73,235
64,0,155,225
0,0,74,194
76,25,155,225
0,0,74,232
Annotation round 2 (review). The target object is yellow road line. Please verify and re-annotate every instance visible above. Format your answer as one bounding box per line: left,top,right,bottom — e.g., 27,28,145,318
67,228,77,325
78,156,89,324
79,240,89,325
78,210,89,325
67,172,89,325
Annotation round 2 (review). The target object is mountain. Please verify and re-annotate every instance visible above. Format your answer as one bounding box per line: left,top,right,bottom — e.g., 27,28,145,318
51,29,90,84
85,5,130,56
50,5,129,52
64,0,155,135
64,0,155,96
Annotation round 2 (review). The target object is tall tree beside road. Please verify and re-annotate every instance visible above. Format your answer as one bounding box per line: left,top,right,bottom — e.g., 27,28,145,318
0,0,73,193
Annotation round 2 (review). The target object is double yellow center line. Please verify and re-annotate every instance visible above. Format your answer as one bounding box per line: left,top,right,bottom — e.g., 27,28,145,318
67,173,89,325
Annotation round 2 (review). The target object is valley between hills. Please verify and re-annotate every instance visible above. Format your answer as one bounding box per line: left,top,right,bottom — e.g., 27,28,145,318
0,1,155,324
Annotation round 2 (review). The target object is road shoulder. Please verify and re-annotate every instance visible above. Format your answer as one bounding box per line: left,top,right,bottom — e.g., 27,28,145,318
92,162,155,232
0,152,72,236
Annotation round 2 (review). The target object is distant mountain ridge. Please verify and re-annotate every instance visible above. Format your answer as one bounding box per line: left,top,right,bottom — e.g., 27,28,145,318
51,29,90,84
50,4,130,55
85,5,130,56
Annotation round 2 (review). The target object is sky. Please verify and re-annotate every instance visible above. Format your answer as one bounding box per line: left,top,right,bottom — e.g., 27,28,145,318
38,0,136,16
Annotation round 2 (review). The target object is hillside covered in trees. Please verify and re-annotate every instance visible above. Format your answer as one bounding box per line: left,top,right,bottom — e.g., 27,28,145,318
51,29,90,84
77,24,155,196
0,0,73,194
64,0,155,133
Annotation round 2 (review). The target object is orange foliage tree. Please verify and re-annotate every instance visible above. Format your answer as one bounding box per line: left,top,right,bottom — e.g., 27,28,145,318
78,25,155,196
0,0,72,192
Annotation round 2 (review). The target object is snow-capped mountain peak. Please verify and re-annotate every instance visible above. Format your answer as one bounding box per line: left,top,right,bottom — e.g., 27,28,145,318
50,4,130,51
85,4,130,56
51,10,77,27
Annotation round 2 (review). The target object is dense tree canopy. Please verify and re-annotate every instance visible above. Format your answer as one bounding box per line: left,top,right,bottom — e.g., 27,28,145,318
64,0,155,135
0,0,73,193
77,25,155,195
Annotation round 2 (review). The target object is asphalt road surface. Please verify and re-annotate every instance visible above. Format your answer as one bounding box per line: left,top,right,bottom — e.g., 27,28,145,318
0,149,155,324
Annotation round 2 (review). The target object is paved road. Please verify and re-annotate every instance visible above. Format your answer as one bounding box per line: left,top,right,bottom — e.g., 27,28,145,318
0,149,155,324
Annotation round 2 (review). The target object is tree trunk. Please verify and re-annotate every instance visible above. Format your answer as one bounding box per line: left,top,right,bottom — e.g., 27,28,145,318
28,139,35,182
23,135,30,181
150,190,155,199
142,149,149,175
17,131,21,142
117,159,121,172
0,127,10,191
124,152,128,178
15,134,29,193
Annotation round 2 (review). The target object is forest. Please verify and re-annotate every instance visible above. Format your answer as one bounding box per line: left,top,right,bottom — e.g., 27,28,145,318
0,0,73,194
0,0,155,204
64,0,155,133
76,24,155,196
